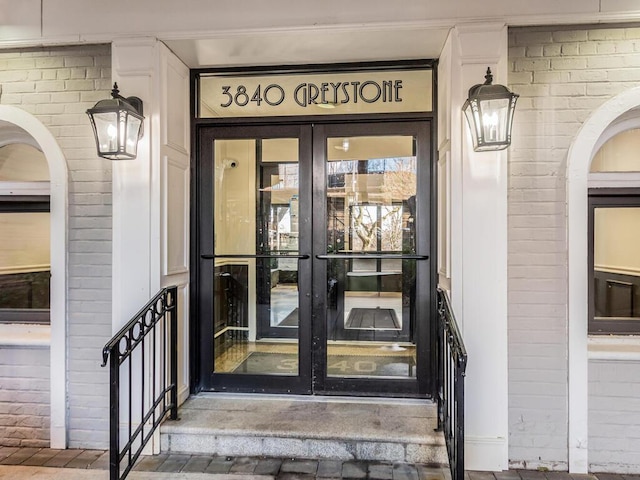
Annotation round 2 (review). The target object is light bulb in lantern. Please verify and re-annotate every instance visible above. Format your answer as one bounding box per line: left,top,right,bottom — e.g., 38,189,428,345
107,123,117,151
483,111,499,142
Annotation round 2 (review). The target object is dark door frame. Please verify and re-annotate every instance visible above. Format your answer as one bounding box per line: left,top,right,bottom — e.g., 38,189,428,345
256,168,298,341
189,60,438,398
311,121,434,397
192,120,436,397
195,124,314,394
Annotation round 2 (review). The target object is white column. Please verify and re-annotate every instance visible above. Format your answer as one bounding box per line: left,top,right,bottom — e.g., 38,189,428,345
111,39,191,451
445,24,510,471
111,38,162,329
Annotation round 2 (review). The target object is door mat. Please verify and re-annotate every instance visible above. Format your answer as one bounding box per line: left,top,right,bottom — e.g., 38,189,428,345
233,351,415,377
277,307,298,327
345,308,400,330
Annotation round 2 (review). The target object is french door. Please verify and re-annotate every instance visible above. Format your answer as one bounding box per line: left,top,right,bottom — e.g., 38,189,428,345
196,121,433,396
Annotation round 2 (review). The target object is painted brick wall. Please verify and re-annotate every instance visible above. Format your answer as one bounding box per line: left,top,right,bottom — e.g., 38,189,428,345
0,347,50,447
508,26,640,469
0,44,112,449
589,359,640,474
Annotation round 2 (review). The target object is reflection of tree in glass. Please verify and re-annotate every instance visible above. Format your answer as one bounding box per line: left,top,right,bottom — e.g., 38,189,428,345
351,206,377,251
381,206,403,251
352,205,402,251
349,157,414,252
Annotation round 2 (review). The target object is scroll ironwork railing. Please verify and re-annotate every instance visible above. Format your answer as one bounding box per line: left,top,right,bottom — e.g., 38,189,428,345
101,286,178,480
436,287,468,480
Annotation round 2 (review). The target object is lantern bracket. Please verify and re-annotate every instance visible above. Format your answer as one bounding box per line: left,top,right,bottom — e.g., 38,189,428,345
110,83,143,117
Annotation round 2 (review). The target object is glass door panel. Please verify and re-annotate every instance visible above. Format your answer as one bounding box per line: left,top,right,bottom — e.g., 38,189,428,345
314,122,431,395
326,136,417,378
258,139,300,340
198,122,431,396
198,125,312,393
213,138,301,375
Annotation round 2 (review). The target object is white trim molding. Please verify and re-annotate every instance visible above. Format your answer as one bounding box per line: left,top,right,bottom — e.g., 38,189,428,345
594,265,640,277
0,324,50,347
111,38,159,332
0,105,69,449
0,181,50,196
588,336,640,362
443,24,510,472
0,264,51,275
465,436,508,472
588,172,640,189
111,37,192,451
566,85,640,474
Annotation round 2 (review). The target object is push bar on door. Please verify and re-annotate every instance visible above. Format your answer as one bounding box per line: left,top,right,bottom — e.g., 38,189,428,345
201,254,311,260
315,254,428,260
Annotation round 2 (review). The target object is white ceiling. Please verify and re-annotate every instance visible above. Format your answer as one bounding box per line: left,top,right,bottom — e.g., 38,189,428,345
164,26,450,68
2,0,640,67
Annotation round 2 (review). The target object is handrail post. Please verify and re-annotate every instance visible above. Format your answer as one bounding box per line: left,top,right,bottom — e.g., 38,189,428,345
455,363,465,480
169,286,178,420
435,293,444,432
109,346,120,480
436,288,467,480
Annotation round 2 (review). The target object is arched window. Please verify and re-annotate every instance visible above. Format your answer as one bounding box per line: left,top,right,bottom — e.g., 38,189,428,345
0,142,50,323
589,128,640,335
567,87,640,473
0,107,68,447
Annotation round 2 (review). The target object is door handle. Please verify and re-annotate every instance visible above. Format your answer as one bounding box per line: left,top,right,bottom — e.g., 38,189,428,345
315,254,428,260
201,254,311,260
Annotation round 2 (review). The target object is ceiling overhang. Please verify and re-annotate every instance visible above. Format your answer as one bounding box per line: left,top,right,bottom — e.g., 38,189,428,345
163,24,451,69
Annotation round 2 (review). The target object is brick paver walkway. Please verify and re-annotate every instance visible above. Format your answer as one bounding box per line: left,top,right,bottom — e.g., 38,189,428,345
1,446,638,480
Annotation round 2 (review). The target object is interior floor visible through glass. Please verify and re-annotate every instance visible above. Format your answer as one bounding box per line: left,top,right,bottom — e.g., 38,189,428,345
214,340,416,378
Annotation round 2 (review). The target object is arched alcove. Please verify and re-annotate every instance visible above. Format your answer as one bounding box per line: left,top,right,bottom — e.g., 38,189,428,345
0,106,68,448
566,86,640,473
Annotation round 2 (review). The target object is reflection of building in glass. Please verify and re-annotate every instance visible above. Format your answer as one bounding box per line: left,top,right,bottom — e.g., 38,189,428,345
327,155,416,255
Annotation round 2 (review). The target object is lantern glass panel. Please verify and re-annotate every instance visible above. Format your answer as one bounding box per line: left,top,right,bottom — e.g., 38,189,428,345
91,111,119,153
125,114,142,157
462,100,481,149
479,98,509,143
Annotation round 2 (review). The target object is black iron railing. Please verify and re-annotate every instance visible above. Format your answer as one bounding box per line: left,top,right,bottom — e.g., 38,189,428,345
101,286,178,480
436,287,468,480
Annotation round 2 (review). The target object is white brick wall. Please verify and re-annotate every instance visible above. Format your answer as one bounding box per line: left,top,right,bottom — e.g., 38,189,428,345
0,44,112,449
508,26,640,470
589,359,640,474
0,347,50,447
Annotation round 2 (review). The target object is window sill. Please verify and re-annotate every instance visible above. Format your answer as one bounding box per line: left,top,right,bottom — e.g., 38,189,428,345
588,335,640,361
0,323,50,347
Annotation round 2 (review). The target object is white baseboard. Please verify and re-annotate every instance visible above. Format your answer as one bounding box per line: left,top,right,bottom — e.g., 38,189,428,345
178,384,190,405
465,436,508,471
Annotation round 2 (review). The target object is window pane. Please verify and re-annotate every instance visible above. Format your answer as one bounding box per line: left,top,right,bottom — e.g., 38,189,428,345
0,212,50,311
593,207,640,330
590,129,640,173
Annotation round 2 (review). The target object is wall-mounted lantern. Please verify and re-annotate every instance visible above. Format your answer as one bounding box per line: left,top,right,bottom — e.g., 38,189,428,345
462,68,519,152
86,83,144,160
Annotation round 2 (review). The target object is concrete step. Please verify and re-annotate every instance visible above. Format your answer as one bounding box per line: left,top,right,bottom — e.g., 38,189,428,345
160,394,447,465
